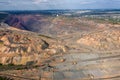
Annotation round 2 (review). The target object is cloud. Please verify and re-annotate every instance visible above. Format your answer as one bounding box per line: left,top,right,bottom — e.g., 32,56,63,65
0,0,120,10
0,1,11,5
33,0,48,4
80,1,96,5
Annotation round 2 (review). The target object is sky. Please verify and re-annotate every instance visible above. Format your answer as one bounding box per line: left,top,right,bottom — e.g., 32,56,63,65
0,0,120,10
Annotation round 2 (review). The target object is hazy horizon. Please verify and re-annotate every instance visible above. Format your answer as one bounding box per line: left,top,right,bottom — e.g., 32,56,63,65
0,0,120,10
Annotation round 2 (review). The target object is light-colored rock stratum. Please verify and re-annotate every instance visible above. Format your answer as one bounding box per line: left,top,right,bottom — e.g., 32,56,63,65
0,26,67,65
77,29,120,51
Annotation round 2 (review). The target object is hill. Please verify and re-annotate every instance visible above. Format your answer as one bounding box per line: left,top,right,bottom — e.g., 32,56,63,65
0,24,67,65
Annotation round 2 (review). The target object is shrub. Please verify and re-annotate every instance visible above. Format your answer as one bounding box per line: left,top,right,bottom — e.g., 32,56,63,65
0,63,3,66
7,63,14,66
0,40,3,45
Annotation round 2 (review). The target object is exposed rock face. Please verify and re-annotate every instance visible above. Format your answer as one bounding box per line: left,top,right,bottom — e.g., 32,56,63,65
0,26,67,65
77,29,120,51
4,15,99,36
4,14,51,31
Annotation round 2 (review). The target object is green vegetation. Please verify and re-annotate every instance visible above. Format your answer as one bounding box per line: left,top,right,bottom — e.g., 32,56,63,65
0,63,39,71
0,63,26,71
7,63,15,66
0,76,13,80
86,17,120,24
108,18,120,24
0,63,3,65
